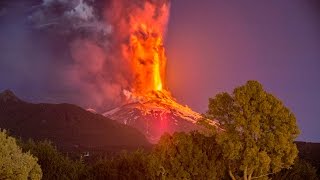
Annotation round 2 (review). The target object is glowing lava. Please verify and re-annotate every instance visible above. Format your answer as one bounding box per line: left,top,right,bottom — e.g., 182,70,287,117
124,2,169,94
104,1,220,142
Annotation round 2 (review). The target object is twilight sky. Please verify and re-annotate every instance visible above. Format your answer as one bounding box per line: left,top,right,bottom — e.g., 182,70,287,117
0,0,320,142
166,0,320,142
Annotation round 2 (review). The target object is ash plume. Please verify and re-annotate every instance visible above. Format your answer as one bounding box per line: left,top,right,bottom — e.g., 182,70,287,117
0,0,170,111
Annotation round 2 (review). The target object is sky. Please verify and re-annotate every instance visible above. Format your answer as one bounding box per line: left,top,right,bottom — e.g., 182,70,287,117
0,0,320,142
166,0,320,142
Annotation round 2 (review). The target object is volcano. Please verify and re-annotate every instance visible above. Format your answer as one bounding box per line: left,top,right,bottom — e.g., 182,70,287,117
102,1,220,142
104,90,220,143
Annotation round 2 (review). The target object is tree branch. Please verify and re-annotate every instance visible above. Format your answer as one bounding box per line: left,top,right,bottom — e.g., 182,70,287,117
251,172,275,179
229,170,236,180
244,166,248,180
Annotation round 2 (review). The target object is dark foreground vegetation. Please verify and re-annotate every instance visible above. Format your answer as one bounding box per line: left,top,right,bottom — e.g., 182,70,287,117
0,81,319,179
1,130,319,180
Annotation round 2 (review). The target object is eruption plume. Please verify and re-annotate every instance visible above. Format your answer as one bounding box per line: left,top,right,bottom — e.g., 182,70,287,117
29,0,171,109
107,0,170,95
103,0,219,143
27,0,219,142
126,2,169,93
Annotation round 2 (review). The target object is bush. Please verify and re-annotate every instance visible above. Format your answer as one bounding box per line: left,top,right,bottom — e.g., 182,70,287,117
84,132,226,180
272,159,319,180
152,132,226,179
0,130,42,180
21,140,85,180
84,150,153,180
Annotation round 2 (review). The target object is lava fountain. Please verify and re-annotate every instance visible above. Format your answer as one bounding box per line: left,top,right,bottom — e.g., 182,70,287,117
104,0,219,142
123,1,169,94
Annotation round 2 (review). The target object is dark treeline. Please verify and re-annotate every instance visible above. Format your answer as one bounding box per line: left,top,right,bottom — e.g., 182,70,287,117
1,127,319,179
18,131,225,179
16,132,318,180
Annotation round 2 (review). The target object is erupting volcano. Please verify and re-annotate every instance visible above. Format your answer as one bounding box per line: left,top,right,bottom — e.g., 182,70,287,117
103,0,219,142
24,0,219,143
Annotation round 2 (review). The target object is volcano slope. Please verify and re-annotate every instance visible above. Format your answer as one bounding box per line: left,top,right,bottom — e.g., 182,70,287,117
0,90,150,152
104,90,220,143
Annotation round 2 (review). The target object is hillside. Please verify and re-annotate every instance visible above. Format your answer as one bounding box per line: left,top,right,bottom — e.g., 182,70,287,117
0,90,150,152
104,90,220,143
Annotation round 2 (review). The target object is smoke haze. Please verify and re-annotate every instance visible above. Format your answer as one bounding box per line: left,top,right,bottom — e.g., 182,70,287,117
0,0,170,111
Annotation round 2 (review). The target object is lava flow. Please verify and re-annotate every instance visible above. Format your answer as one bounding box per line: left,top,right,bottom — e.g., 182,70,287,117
105,0,219,142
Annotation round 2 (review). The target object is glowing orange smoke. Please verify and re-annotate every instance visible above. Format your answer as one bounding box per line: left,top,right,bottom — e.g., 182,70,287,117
123,2,170,94
103,1,220,141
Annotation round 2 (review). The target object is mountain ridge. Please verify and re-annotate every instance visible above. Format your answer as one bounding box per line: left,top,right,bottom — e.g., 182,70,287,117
0,89,23,103
0,90,150,152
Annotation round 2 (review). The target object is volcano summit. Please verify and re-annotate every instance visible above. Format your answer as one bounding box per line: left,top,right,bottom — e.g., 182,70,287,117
104,90,220,143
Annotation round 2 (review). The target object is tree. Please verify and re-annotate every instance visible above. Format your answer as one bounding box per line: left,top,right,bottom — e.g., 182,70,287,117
114,150,153,179
152,132,226,179
84,132,227,180
207,80,300,180
84,150,153,180
21,140,85,180
0,130,42,180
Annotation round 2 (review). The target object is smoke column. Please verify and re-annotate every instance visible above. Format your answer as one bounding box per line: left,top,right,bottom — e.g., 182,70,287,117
106,0,170,94
24,0,170,111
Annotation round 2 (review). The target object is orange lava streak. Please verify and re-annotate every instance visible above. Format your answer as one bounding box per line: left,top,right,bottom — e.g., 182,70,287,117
125,2,169,94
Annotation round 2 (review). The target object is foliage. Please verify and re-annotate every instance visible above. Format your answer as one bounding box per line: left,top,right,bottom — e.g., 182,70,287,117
207,80,300,180
84,132,226,180
152,132,226,179
0,130,42,180
21,140,85,180
115,150,154,179
272,159,319,180
84,150,152,180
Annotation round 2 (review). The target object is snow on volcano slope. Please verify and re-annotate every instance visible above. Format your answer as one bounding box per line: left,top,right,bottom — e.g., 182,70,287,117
104,90,220,143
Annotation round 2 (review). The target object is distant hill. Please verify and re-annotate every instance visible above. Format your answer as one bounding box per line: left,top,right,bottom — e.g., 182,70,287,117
0,90,150,152
296,141,320,175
